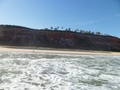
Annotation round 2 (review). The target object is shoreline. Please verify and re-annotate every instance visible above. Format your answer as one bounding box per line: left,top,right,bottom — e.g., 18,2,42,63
0,46,120,56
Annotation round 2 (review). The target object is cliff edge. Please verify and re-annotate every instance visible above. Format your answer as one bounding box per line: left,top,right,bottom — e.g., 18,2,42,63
0,25,120,51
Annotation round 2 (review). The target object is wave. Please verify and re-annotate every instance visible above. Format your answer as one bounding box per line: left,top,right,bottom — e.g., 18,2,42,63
0,52,120,90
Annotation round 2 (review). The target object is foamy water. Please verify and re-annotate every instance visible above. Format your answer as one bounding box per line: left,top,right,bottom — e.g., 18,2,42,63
0,52,120,90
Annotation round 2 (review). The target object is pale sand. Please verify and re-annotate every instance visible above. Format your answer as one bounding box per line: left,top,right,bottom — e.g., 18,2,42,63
0,46,120,56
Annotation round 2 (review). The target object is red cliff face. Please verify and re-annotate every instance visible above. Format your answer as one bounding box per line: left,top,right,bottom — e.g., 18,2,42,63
0,25,120,51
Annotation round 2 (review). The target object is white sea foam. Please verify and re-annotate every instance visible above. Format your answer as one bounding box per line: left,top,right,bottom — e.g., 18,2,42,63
0,52,120,90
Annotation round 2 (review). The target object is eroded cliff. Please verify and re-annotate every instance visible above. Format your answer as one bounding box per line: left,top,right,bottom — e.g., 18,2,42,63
0,25,120,51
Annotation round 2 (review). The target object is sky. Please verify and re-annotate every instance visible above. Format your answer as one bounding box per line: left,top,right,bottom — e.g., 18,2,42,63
0,0,120,37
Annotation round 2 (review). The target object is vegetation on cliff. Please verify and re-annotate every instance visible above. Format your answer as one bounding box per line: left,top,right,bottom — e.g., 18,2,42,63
0,25,120,51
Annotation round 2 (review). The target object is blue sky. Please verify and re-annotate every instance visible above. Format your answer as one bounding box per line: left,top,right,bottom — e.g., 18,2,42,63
0,0,120,37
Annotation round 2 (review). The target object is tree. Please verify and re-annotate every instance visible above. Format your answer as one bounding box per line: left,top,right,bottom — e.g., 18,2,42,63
44,28,48,30
68,28,71,31
96,32,101,35
80,30,85,34
88,31,91,34
57,26,59,30
91,32,95,35
61,26,63,30
51,27,53,30
65,28,68,31
54,28,57,30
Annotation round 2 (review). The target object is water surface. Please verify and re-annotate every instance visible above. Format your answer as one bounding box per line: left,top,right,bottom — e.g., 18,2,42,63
0,52,120,90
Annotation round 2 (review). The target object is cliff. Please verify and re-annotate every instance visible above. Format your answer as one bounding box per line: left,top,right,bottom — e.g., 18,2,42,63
0,25,120,51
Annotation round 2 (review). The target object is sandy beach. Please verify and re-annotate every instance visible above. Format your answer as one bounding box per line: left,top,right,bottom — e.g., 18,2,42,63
0,46,120,56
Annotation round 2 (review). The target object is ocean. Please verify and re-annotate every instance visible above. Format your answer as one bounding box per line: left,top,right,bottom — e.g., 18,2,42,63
0,52,120,90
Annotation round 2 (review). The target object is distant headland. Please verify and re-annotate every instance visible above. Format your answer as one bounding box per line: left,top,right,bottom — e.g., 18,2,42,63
0,25,120,51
